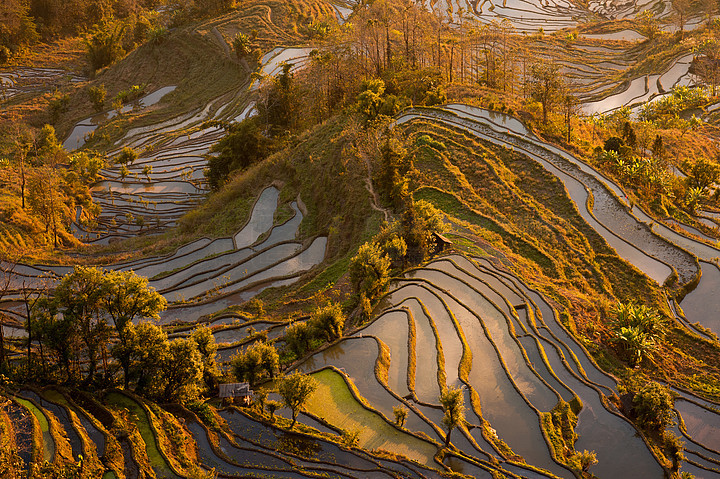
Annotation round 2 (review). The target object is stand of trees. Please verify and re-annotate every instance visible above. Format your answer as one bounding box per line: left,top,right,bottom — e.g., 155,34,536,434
0,123,103,249
3,266,220,404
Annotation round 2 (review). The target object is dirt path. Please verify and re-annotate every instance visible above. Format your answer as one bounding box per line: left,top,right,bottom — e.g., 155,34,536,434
211,27,233,60
360,153,391,223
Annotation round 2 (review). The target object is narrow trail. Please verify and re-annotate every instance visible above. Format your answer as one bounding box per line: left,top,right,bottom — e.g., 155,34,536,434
361,152,391,223
211,27,233,61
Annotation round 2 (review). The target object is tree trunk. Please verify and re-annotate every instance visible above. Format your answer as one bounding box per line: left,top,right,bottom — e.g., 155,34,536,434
445,426,453,446
0,318,5,370
25,300,32,378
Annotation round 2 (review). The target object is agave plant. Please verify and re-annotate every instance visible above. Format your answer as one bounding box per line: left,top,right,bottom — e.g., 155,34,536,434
615,325,656,366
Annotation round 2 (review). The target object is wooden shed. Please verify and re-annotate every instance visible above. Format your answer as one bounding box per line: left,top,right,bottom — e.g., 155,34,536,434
432,232,453,253
219,382,254,406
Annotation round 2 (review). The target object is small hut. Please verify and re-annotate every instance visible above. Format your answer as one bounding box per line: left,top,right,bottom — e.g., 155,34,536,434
219,382,254,406
432,232,453,253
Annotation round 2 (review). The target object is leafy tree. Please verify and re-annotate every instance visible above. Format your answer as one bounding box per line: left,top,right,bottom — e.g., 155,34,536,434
694,36,720,95
33,296,79,381
284,321,313,358
684,157,720,193
278,371,318,429
402,199,446,260
383,235,407,265
160,338,203,402
85,21,126,71
254,388,269,416
191,325,222,392
0,1,38,55
377,136,408,208
52,266,112,383
671,0,691,38
206,117,270,190
393,405,408,427
116,147,138,166
231,341,279,386
116,321,168,395
633,382,675,432
142,164,152,182
310,304,345,342
257,63,300,133
103,269,167,388
357,79,386,120
48,90,70,122
637,10,661,39
27,166,72,247
68,152,105,184
266,400,282,422
440,386,465,446
349,241,391,300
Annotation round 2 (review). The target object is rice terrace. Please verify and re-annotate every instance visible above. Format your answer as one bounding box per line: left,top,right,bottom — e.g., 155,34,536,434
4,0,720,477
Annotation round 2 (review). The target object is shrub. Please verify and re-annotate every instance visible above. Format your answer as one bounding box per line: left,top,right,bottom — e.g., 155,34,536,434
87,85,107,112
116,147,138,166
416,134,446,151
115,84,146,104
48,91,70,122
349,241,391,300
206,117,270,190
633,382,675,432
85,22,126,71
310,304,345,342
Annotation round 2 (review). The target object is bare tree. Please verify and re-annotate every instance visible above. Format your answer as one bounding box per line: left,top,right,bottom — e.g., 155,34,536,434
527,62,563,123
671,0,691,38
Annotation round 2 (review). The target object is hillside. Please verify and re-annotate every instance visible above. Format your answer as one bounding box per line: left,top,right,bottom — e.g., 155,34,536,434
3,0,720,478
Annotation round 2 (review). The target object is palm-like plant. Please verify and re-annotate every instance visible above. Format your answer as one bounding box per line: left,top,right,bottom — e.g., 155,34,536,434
612,302,666,366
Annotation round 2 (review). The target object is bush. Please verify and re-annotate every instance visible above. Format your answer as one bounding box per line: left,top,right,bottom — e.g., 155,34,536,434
87,85,107,112
116,147,138,166
603,136,624,153
206,117,271,190
633,382,675,433
0,46,10,64
115,84,146,104
416,134,446,151
85,21,126,71
231,341,279,386
310,304,345,342
48,91,70,122
349,241,391,300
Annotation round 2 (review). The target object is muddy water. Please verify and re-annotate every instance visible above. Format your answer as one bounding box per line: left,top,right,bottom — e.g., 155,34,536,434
388,282,464,389
473,257,618,393
396,297,442,401
676,399,720,449
681,262,720,335
412,267,559,412
297,338,441,442
356,310,411,397
234,187,280,248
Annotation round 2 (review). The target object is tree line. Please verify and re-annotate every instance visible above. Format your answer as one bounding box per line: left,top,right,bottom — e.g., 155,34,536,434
0,122,103,249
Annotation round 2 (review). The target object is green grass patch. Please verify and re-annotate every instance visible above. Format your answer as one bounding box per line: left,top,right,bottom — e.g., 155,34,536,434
15,396,53,462
305,369,438,466
105,392,174,478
